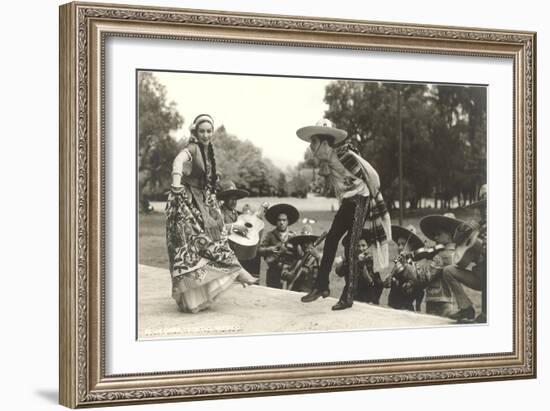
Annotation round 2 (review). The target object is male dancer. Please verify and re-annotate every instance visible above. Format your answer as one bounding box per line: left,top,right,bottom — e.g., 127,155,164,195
296,119,391,310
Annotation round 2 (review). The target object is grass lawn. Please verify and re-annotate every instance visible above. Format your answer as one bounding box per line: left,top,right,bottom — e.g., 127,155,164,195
139,196,482,315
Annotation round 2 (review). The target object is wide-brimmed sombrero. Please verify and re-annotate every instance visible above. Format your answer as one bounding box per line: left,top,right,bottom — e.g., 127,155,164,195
296,118,348,144
217,180,249,200
391,225,425,250
287,224,319,246
465,184,487,209
265,203,299,226
419,213,465,242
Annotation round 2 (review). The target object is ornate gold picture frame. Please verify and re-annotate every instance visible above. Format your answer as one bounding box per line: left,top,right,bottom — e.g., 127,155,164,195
59,1,536,408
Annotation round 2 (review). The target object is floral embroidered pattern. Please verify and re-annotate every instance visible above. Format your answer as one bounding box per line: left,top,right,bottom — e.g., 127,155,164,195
166,188,237,279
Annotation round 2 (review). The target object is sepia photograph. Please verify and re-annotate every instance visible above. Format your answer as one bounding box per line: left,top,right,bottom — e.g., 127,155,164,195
137,70,488,339
58,2,535,406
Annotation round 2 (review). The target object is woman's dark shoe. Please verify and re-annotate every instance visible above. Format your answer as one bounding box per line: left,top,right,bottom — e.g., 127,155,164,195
332,300,353,311
449,306,475,321
301,288,330,303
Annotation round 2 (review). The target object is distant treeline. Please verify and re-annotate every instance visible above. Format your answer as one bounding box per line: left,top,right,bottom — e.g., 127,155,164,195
138,72,302,208
323,81,487,208
138,73,486,210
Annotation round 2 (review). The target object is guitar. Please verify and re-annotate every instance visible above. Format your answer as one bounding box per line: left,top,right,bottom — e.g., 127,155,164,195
287,231,328,290
452,222,483,268
228,202,269,261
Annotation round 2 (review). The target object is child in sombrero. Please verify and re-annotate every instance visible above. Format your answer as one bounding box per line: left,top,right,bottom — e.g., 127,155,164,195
258,203,300,289
335,228,384,305
282,222,321,293
385,224,426,312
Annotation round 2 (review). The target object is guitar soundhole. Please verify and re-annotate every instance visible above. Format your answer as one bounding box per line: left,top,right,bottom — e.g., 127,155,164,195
245,222,253,228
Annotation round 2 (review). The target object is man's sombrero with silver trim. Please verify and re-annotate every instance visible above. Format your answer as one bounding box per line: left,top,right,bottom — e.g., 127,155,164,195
287,224,319,246
296,118,348,144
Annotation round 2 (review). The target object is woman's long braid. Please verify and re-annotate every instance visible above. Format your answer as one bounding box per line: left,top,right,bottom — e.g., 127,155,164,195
207,143,218,193
197,142,209,189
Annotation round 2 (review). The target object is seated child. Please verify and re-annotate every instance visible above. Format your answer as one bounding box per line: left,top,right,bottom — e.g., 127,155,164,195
335,231,383,304
385,225,426,312
282,224,321,293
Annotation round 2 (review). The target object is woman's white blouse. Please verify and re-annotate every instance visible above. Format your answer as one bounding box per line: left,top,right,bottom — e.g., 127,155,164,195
171,149,193,177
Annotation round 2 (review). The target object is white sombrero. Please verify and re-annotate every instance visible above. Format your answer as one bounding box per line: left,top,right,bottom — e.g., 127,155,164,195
296,118,348,144
287,224,319,247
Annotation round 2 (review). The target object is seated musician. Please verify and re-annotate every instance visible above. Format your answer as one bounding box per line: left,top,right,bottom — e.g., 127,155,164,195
384,225,425,311
258,203,300,289
218,180,249,226
217,180,262,278
282,223,321,293
442,184,487,323
418,213,465,318
336,229,384,305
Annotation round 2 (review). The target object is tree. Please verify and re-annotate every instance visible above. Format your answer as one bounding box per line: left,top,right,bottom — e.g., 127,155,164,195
322,80,487,208
138,72,183,210
323,81,403,201
277,173,288,197
288,171,309,198
212,126,285,197
429,85,487,207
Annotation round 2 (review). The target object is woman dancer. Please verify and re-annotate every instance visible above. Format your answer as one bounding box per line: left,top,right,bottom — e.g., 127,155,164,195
166,114,257,313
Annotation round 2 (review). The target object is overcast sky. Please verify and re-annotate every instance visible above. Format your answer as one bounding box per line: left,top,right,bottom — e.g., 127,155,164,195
152,71,332,169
